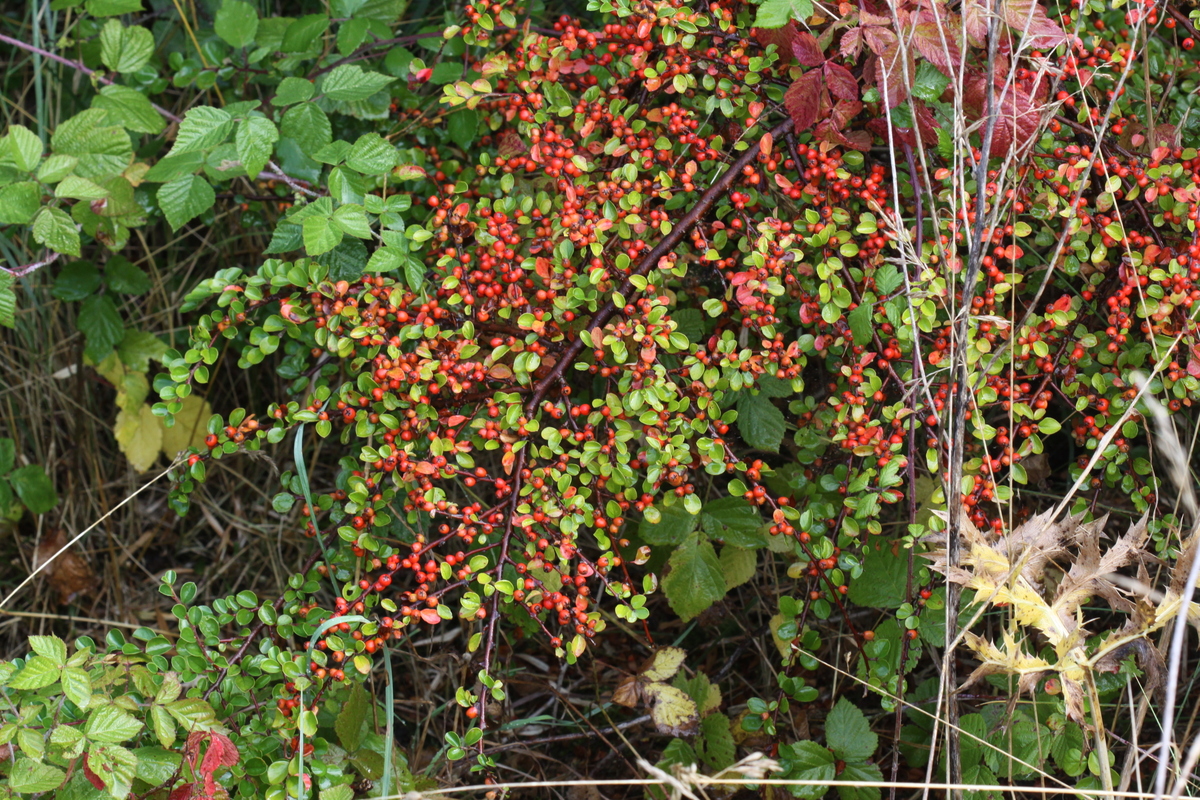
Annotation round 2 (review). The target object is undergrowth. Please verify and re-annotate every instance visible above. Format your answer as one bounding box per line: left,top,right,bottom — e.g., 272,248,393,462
1,0,1200,797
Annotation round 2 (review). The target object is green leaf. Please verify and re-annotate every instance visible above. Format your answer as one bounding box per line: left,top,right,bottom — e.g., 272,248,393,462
911,62,950,103
303,215,343,255
281,103,332,157
55,175,109,201
53,261,102,301
99,19,154,73
157,174,215,231
338,17,371,55
321,64,394,101
698,712,736,770
51,108,132,179
235,115,278,178
447,109,478,149
86,704,144,743
336,682,369,752
846,538,908,609
719,545,756,590
29,635,68,665
117,330,167,371
10,463,56,513
104,255,151,295
0,274,13,330
346,133,396,174
873,264,903,295
849,302,873,345
9,655,61,689
33,206,81,256
62,666,92,709
430,62,461,84
282,14,329,52
781,741,836,800
91,85,165,135
826,697,877,762
150,705,175,748
365,245,404,273
143,151,205,183
168,107,233,156
737,392,785,453
7,124,44,171
8,759,65,793
639,500,698,546
78,294,125,362
85,0,143,15
87,743,137,797
661,530,726,621
272,77,316,106
752,0,813,28
332,204,371,238
0,181,42,224
133,747,180,785
215,0,258,48
837,760,884,800
700,496,765,548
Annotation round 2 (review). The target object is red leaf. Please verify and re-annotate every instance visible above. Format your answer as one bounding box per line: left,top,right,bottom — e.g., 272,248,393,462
791,31,825,66
823,62,858,101
754,22,798,64
1002,0,1067,48
831,99,863,128
963,0,988,44
912,21,962,71
170,784,196,800
782,71,820,131
199,732,239,799
839,27,863,60
419,608,442,624
872,38,914,109
962,74,1042,157
784,71,823,132
83,760,106,792
862,25,897,57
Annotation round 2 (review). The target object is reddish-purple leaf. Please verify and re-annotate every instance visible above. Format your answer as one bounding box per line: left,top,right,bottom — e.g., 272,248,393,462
791,31,825,66
963,0,988,45
1002,0,1067,49
963,74,1043,157
912,21,962,71
862,25,897,57
823,62,858,101
872,39,913,109
784,71,823,132
754,22,799,64
839,27,863,60
831,99,863,128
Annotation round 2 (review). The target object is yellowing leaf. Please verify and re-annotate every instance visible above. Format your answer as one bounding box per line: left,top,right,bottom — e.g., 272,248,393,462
641,646,687,682
115,404,163,472
643,682,699,736
161,395,213,457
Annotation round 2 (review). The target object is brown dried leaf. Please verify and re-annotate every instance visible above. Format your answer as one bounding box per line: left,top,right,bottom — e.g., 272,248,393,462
33,529,96,605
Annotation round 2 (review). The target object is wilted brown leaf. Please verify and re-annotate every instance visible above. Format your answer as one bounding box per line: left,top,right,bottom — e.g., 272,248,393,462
33,529,96,605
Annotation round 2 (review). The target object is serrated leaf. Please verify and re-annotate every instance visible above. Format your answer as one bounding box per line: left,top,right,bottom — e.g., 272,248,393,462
58,663,91,709
643,683,699,736
346,133,396,174
641,647,687,682
281,103,332,157
78,294,125,362
336,682,369,752
50,109,132,179
8,759,65,793
737,392,785,453
235,116,278,179
849,302,873,345
161,395,214,456
87,743,137,797
782,741,836,800
701,496,765,548
133,746,180,785
168,107,232,156
151,705,176,748
639,500,698,546
53,260,101,301
9,465,58,514
33,205,81,256
117,330,167,372
105,255,151,295
662,530,726,621
157,174,215,231
7,125,44,171
719,545,756,590
99,19,154,73
698,712,736,770
115,404,163,472
838,760,884,800
847,538,908,609
272,77,316,106
282,13,329,52
86,703,144,743
303,215,342,255
826,697,877,762
0,181,42,224
9,655,61,689
322,64,394,101
912,61,950,102
86,0,143,15
332,204,371,238
29,635,67,664
56,175,109,201
215,0,258,48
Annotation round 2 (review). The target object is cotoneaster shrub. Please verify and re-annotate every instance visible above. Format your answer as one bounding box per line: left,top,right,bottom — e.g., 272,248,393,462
1,0,1200,796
